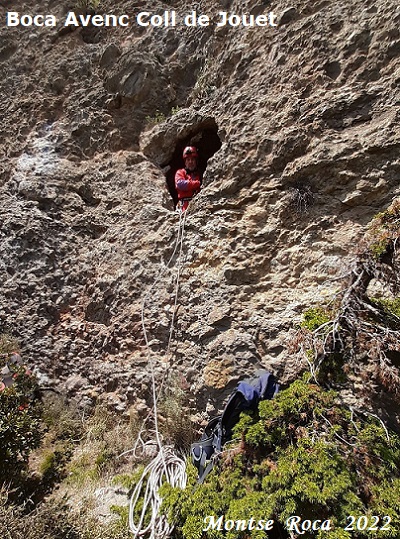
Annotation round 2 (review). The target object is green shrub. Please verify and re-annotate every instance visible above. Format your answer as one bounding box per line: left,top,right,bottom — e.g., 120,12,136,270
145,110,166,125
368,199,400,259
0,361,42,487
145,106,183,125
162,380,400,538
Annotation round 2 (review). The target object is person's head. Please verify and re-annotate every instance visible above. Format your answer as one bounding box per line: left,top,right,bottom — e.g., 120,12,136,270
183,146,198,171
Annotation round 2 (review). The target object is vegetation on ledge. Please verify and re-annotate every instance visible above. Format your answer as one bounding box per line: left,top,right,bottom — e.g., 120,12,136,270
292,198,400,391
162,379,400,539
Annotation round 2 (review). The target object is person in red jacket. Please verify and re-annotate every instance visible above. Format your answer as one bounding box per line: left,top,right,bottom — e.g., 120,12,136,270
175,146,202,212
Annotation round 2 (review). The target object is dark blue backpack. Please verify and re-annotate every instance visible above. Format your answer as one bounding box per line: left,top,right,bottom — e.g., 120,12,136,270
191,371,279,483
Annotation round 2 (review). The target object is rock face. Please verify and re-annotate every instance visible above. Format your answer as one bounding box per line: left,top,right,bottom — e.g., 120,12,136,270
1,0,400,417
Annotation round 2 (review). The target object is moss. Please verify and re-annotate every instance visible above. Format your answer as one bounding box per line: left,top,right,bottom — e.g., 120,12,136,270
373,297,400,318
39,446,72,486
368,199,400,259
301,307,331,331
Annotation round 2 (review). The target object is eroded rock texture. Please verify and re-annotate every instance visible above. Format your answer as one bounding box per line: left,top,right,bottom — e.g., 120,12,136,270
1,0,400,416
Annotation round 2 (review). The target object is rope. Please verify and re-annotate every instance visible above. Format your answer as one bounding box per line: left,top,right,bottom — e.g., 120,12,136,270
130,208,189,539
139,209,187,448
167,209,187,351
139,210,185,444
129,446,187,539
140,210,184,349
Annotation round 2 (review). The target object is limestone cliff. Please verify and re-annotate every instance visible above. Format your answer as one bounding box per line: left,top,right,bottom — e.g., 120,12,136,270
1,0,400,421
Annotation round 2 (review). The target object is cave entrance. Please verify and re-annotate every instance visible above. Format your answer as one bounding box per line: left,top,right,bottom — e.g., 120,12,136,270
164,119,222,206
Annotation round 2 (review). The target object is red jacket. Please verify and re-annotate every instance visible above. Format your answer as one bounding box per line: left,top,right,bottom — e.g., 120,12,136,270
175,168,201,200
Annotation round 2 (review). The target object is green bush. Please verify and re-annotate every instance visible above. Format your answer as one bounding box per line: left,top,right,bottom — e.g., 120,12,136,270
162,379,400,538
0,361,42,487
145,110,166,125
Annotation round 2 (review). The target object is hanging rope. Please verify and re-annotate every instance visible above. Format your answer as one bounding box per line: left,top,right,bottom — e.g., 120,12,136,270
139,209,187,453
129,209,189,538
140,209,184,348
167,209,187,351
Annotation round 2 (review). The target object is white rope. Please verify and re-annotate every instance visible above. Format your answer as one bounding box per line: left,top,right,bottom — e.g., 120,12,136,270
141,210,184,349
129,446,187,539
139,210,185,456
167,210,187,351
130,209,189,538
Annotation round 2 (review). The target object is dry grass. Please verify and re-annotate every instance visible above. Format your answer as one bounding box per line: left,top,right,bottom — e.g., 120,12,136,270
0,491,130,539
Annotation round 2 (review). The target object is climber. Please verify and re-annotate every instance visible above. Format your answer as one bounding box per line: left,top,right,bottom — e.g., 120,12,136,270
175,146,202,212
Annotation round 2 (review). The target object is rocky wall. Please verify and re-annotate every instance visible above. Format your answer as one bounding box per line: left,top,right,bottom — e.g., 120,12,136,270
1,0,400,417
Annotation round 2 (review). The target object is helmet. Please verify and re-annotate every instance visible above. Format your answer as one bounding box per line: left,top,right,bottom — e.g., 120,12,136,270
183,146,198,159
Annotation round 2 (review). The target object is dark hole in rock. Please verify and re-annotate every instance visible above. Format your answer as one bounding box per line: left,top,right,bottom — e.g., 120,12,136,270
330,20,344,32
324,60,341,80
85,301,111,325
164,120,222,207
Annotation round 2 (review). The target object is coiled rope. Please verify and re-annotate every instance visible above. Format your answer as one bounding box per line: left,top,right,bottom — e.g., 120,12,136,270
129,209,188,538
128,446,187,539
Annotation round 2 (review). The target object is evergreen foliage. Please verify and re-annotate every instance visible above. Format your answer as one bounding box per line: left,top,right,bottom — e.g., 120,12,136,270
0,352,42,487
162,379,400,538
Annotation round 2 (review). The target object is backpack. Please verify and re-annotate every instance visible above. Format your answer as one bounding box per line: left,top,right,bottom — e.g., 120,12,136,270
191,371,279,483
